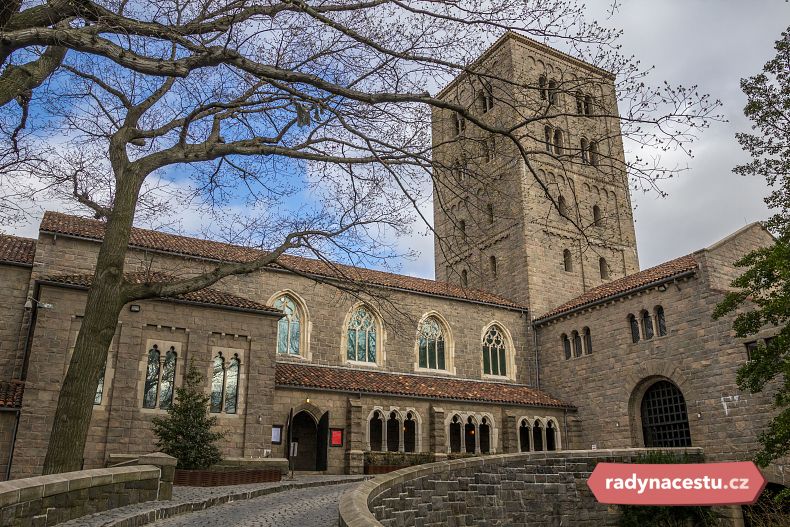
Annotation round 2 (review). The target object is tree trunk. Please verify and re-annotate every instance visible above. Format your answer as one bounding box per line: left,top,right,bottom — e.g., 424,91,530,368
42,174,141,474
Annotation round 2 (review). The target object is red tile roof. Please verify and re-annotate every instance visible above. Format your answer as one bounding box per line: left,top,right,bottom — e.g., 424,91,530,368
534,254,699,323
39,211,524,310
0,381,24,409
275,362,573,408
43,272,282,315
0,234,36,266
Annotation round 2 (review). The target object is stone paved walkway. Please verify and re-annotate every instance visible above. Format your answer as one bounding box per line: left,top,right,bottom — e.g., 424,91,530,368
59,475,367,527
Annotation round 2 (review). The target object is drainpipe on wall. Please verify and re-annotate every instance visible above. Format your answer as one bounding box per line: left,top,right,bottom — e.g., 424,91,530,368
562,409,568,450
20,281,41,382
529,312,540,390
4,409,20,481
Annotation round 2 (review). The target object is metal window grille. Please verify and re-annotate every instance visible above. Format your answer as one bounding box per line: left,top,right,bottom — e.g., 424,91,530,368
641,381,692,447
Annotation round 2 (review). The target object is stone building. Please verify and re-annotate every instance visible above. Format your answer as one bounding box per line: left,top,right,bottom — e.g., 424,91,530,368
0,32,784,490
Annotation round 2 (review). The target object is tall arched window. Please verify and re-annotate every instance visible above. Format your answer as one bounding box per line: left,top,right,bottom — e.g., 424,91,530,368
369,410,383,451
599,257,609,279
461,269,468,287
576,92,584,114
274,295,301,356
453,111,465,136
532,420,544,451
629,314,641,343
641,310,654,340
558,195,568,217
553,129,563,155
572,331,582,358
590,141,599,166
143,345,177,410
418,317,446,370
592,205,602,226
583,327,592,355
465,417,476,453
548,79,558,104
580,138,589,163
210,352,241,414
546,421,557,451
563,249,573,272
486,203,494,224
210,353,225,413
479,417,491,454
459,219,466,240
562,334,571,360
584,95,593,115
482,325,507,377
489,255,498,278
539,75,547,100
655,306,667,336
386,412,400,452
544,126,552,151
347,306,377,363
404,412,417,453
519,419,531,452
449,415,462,453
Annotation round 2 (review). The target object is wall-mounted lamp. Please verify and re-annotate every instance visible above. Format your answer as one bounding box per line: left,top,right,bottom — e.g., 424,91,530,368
697,412,702,419
306,398,310,404
129,304,141,313
25,297,53,310
615,422,620,428
257,415,263,424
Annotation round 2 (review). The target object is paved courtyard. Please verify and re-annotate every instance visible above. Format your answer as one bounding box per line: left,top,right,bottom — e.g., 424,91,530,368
151,481,357,527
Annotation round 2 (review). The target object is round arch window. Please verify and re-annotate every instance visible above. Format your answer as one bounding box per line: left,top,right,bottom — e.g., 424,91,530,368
640,380,692,447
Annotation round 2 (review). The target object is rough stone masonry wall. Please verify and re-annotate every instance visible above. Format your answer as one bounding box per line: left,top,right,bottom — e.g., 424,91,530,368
339,448,703,527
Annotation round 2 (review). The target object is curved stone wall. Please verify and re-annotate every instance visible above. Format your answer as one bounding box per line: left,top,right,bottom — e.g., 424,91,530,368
339,448,703,527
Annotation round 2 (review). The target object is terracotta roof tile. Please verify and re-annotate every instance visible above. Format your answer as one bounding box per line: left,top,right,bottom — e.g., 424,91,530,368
275,362,573,408
0,381,24,409
43,272,281,315
535,254,699,323
39,211,524,310
0,234,36,266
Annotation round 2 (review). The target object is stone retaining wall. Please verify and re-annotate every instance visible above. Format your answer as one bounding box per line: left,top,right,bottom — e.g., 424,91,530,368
339,448,704,527
0,453,175,526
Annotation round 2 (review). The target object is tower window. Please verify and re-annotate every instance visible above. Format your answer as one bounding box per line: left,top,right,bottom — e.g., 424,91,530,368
453,112,465,136
482,325,508,377
461,269,468,287
479,84,494,113
599,257,609,279
576,92,584,114
544,126,552,152
562,334,571,360
590,141,599,166
486,203,494,225
563,249,573,272
548,79,558,104
641,310,654,340
558,195,568,217
572,330,582,358
459,220,466,240
580,138,589,163
629,314,640,343
584,95,593,115
489,255,498,278
553,129,563,155
539,75,547,100
583,327,592,355
655,305,667,336
593,205,602,226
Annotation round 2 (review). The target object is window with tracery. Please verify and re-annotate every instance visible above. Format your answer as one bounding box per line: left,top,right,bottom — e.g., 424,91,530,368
482,325,508,376
275,295,301,356
143,344,177,410
347,306,377,363
418,317,446,370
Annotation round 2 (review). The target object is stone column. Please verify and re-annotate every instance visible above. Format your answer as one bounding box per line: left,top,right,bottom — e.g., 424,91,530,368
430,406,446,461
345,398,364,474
137,452,177,500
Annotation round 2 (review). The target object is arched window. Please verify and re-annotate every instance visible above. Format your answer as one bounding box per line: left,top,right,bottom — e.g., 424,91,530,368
641,380,692,447
487,203,494,224
583,327,592,355
404,412,417,453
590,141,599,166
418,317,446,370
563,249,573,272
143,345,177,410
449,415,462,453
546,421,557,451
347,306,377,363
478,84,494,113
629,314,640,343
641,310,654,340
210,353,225,413
519,419,531,452
558,195,568,217
553,129,563,155
593,205,602,226
580,138,589,163
461,269,468,287
572,331,582,358
562,334,571,360
369,410,383,451
386,411,400,452
576,92,584,114
274,295,301,356
655,306,667,336
539,75,547,100
532,420,544,451
490,255,498,278
465,416,476,453
548,79,558,104
479,417,491,454
459,219,466,240
210,352,241,414
453,111,465,136
599,257,609,279
544,126,552,151
482,325,508,377
482,137,492,163
584,95,593,115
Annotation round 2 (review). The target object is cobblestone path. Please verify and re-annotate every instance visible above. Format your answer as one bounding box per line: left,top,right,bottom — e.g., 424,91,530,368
151,481,357,527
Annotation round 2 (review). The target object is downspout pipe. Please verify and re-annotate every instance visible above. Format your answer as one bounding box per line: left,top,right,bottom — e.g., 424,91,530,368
4,409,20,480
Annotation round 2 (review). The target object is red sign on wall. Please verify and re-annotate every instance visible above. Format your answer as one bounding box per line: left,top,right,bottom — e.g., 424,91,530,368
330,428,344,447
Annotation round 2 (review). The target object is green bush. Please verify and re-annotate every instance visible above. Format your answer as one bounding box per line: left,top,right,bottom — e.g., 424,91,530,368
151,361,225,469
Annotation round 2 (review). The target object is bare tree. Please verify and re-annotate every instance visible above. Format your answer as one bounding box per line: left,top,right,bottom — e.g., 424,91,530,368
1,0,720,474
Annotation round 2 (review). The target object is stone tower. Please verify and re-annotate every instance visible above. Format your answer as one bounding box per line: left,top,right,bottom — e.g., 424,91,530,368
432,32,639,318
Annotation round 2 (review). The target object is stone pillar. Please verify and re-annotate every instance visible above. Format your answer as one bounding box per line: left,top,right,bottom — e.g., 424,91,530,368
502,414,517,453
345,398,364,474
430,406,446,460
137,452,177,500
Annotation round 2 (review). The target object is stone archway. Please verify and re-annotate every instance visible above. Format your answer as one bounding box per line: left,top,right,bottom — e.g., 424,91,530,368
290,411,318,470
635,379,692,448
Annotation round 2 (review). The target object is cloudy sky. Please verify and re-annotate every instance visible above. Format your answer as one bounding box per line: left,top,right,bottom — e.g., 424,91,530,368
6,1,789,278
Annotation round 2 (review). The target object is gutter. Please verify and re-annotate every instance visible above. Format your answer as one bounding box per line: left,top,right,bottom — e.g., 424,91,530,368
532,269,697,327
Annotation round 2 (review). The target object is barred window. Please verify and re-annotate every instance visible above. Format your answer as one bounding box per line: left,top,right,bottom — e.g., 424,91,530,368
347,306,377,363
418,317,446,370
275,295,301,356
143,344,177,410
641,381,692,448
482,325,508,376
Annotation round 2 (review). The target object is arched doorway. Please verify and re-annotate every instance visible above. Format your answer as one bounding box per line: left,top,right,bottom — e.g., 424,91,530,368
640,380,692,447
290,411,317,470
